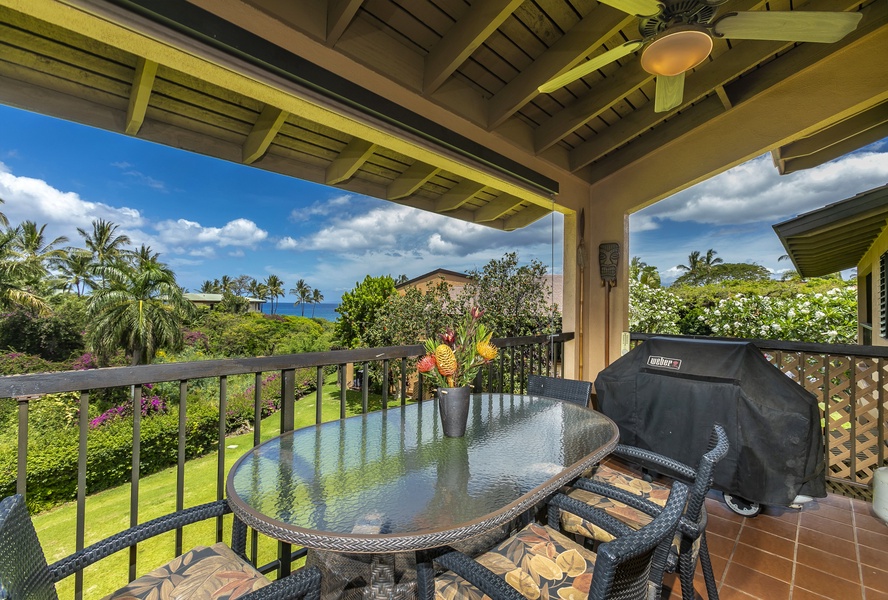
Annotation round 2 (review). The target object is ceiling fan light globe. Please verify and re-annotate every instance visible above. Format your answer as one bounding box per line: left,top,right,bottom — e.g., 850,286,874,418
640,27,713,76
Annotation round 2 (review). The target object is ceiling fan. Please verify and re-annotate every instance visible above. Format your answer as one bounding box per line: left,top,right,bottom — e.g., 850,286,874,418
538,0,863,113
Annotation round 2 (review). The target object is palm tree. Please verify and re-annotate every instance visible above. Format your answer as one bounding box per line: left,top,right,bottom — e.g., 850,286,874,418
199,280,219,293
219,274,233,292
290,279,311,316
264,274,284,314
701,248,723,274
0,227,49,314
629,257,661,287
77,219,131,288
13,220,68,279
87,259,195,365
0,198,8,228
130,244,161,269
310,288,324,317
56,249,96,296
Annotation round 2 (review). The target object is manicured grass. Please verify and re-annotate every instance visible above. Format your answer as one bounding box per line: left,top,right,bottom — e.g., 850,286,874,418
33,378,397,599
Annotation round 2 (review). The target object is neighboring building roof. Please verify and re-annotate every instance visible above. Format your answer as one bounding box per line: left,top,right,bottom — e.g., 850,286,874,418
395,269,472,289
773,183,888,277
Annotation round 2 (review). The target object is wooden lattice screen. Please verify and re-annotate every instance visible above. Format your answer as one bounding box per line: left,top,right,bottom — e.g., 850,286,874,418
763,350,886,501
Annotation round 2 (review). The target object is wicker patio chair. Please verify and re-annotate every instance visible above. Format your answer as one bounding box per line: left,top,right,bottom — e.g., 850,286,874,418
0,494,321,600
561,423,730,600
527,374,592,407
415,480,688,600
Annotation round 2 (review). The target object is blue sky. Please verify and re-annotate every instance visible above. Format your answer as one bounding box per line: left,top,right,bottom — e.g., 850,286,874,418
1,104,886,300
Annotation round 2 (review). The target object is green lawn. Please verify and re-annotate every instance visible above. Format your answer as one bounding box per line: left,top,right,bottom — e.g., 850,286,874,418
34,379,396,600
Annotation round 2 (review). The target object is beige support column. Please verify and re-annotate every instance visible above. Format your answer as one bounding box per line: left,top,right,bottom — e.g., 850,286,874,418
561,211,578,380
584,207,629,383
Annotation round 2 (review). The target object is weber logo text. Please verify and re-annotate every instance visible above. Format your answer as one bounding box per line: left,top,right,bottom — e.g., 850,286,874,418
647,356,681,370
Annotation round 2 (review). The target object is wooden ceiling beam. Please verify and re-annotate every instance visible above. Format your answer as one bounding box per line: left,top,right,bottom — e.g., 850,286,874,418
503,204,550,231
327,0,362,46
487,5,634,129
778,101,888,160
535,61,650,153
434,180,486,212
580,95,725,181
243,104,288,164
326,137,377,185
779,121,888,174
424,0,522,95
473,194,522,222
386,161,441,200
398,196,499,228
124,57,157,135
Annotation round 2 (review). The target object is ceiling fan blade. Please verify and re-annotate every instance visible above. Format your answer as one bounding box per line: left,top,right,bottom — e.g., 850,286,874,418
538,41,644,93
713,11,863,43
596,0,662,18
654,73,684,113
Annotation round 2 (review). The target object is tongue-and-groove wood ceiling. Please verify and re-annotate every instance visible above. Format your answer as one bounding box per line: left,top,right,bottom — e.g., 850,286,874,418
0,0,886,230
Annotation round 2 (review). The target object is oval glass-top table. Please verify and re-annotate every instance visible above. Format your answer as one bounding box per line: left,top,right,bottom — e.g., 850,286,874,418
227,393,618,554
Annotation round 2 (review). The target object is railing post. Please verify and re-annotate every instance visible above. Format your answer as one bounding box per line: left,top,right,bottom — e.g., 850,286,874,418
281,369,295,433
129,384,142,582
339,364,347,419
362,363,369,413
316,367,324,425
16,396,27,496
177,381,188,556
400,357,407,406
217,377,227,543
75,391,88,600
382,359,389,411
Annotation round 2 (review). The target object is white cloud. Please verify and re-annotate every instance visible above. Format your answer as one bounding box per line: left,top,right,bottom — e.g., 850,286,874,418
189,246,216,258
276,236,299,250
155,217,268,248
0,162,149,248
289,193,358,221
638,149,888,227
228,249,245,257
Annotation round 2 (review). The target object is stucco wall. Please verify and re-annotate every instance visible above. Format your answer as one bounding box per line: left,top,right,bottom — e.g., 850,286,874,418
857,226,888,347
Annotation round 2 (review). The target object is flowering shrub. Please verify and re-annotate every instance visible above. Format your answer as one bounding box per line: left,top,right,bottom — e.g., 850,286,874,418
226,372,284,429
71,352,98,370
182,329,209,350
629,280,682,334
700,287,857,343
89,394,168,429
0,351,58,375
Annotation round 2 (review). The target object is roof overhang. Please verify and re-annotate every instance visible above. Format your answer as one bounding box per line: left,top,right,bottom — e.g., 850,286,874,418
773,183,888,277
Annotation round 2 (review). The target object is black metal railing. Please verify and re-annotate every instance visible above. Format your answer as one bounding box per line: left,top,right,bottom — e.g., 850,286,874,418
631,333,888,501
0,333,572,599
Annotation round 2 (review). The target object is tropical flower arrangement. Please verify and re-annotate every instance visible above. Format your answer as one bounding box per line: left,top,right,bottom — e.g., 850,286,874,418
418,306,498,388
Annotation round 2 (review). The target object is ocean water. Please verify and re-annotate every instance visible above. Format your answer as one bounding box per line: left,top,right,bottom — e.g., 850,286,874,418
266,302,339,321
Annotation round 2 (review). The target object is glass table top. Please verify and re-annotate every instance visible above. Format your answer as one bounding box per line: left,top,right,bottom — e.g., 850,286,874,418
226,393,617,552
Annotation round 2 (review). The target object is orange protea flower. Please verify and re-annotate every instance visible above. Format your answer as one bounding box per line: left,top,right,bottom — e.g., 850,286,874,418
434,344,457,376
417,354,437,373
476,338,498,361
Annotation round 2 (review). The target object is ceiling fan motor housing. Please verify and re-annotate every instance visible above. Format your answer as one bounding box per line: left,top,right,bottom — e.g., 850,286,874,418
639,0,724,38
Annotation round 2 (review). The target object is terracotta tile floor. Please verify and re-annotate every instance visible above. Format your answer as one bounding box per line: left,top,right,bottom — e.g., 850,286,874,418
659,491,888,599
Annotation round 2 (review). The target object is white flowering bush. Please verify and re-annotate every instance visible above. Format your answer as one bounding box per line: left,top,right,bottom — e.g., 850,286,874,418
700,286,857,343
629,279,682,334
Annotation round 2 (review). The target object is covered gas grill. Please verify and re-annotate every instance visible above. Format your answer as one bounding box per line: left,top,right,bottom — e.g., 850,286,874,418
595,337,826,515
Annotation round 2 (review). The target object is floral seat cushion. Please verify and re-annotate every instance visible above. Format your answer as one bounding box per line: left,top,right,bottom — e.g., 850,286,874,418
103,542,270,600
560,464,699,564
435,522,598,600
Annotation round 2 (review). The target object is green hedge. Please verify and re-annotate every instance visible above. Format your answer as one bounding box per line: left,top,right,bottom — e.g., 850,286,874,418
0,402,219,512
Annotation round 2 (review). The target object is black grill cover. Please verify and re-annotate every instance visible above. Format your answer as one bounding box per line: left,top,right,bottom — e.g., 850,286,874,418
595,337,826,506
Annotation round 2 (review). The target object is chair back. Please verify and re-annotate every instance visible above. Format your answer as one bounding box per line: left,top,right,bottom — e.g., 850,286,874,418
0,495,58,600
527,375,591,407
589,481,688,600
685,424,730,523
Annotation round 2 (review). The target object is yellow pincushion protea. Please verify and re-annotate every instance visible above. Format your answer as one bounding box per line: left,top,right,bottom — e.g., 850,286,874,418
434,344,457,376
476,336,498,361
